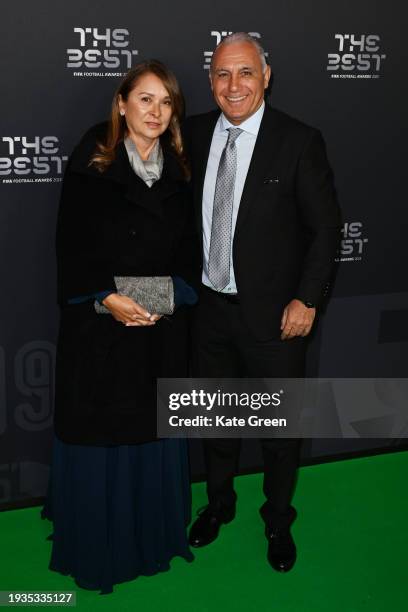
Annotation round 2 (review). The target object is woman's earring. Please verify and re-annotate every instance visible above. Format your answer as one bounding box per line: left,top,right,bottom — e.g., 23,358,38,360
120,109,125,116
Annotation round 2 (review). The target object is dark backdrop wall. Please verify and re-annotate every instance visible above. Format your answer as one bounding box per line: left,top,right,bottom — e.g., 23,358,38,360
1,0,407,508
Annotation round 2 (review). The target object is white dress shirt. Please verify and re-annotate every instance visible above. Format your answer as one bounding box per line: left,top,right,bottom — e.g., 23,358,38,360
202,101,265,293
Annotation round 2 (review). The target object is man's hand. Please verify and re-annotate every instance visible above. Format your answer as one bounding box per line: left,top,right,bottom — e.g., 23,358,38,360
102,294,161,326
280,299,316,340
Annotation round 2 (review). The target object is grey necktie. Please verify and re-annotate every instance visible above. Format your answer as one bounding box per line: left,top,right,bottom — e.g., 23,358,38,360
208,127,243,291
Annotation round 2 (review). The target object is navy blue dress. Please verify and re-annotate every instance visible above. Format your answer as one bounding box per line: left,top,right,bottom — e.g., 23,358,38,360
42,437,193,594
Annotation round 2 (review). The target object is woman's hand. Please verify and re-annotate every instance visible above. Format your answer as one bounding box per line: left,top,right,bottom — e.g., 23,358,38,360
102,293,162,326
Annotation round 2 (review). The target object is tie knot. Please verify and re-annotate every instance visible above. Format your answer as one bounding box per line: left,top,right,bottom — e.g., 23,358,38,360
227,127,243,145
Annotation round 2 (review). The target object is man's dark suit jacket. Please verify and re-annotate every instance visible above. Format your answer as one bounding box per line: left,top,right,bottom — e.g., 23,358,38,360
185,104,342,341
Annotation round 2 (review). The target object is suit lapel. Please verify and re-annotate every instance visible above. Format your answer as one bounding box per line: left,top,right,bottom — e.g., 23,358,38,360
234,105,285,237
193,111,220,234
194,106,286,240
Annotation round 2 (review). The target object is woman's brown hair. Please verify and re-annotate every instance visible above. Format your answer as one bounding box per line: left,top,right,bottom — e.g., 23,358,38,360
90,60,189,178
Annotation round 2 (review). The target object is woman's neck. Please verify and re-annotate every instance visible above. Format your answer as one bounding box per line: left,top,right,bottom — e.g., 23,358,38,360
126,131,158,161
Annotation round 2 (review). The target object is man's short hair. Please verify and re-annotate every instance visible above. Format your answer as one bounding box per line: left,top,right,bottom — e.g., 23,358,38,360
210,32,268,73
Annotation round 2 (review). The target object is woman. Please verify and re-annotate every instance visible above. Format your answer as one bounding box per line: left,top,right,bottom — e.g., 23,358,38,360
42,61,198,594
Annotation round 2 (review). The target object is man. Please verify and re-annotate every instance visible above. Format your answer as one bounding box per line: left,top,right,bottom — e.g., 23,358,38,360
185,33,341,572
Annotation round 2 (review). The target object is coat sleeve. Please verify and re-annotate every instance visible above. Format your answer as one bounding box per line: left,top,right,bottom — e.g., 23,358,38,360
56,155,117,306
294,129,342,307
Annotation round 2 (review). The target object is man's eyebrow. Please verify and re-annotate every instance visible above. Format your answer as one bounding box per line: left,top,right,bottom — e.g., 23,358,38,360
213,65,256,72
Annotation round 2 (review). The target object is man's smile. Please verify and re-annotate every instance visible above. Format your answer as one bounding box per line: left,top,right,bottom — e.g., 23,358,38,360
225,95,248,103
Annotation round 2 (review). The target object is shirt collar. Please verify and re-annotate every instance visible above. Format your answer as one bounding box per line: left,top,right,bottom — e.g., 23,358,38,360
218,101,265,136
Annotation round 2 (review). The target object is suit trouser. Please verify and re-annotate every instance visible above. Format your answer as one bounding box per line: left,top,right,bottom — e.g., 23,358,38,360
193,286,306,530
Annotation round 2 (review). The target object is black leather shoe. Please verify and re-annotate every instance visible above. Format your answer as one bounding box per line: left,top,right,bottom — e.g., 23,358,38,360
189,505,235,548
266,527,297,572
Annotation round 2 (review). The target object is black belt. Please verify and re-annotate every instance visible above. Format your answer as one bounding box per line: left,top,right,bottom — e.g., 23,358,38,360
202,284,240,304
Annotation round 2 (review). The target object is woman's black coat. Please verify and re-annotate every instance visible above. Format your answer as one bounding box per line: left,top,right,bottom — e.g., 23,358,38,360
54,123,198,445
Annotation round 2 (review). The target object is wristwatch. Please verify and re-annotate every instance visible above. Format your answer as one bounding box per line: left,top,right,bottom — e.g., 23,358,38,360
297,298,316,309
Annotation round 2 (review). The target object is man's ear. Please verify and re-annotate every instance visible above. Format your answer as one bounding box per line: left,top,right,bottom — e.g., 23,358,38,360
264,65,272,89
209,72,214,91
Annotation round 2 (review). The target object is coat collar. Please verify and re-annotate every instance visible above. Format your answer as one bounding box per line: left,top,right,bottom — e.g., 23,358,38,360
191,110,219,233
69,124,186,219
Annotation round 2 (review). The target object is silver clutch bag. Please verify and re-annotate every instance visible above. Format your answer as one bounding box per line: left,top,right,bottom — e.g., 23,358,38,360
94,276,175,315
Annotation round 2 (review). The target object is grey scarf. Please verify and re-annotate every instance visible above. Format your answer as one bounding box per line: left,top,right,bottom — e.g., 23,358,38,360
124,136,164,187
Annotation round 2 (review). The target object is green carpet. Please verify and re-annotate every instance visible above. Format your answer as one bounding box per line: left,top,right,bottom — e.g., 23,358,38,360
1,451,407,611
